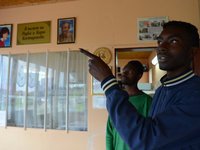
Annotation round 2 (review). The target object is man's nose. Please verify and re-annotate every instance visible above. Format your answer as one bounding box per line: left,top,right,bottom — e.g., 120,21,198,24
157,43,168,53
122,70,129,75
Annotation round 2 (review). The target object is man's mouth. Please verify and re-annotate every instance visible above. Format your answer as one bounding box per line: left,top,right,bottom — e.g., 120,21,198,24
158,55,169,63
121,76,128,80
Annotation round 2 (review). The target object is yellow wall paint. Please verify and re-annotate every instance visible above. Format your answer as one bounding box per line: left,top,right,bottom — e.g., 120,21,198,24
0,0,199,150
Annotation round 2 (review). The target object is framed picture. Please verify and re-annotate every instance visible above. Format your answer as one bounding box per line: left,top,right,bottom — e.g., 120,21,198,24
93,95,106,109
137,16,168,42
17,21,51,45
92,77,104,95
91,66,112,95
57,17,75,44
0,24,12,48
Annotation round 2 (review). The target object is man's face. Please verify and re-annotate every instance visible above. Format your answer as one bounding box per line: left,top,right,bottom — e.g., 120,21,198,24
61,23,70,36
2,32,8,41
121,63,139,85
156,26,191,74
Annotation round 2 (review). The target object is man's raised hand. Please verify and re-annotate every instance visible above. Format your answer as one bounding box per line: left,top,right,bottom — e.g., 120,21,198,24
79,48,113,82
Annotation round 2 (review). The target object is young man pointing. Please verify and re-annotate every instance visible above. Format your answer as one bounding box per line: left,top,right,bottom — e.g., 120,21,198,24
79,21,200,150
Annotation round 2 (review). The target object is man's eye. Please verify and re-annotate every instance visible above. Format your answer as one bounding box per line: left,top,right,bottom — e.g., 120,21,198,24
129,70,133,73
122,69,133,74
170,40,177,44
157,41,162,45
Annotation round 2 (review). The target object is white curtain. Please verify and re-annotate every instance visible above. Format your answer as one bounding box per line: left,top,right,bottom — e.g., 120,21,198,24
47,51,88,130
0,50,88,131
0,55,9,111
26,52,46,129
8,54,27,127
68,51,88,131
47,51,68,130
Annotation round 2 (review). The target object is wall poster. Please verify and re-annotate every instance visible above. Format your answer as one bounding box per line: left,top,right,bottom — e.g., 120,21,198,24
0,24,12,48
137,16,168,42
57,17,75,44
92,77,104,95
91,66,112,95
93,95,106,109
17,21,51,45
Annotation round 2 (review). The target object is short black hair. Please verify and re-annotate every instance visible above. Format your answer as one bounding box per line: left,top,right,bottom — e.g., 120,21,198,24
61,22,70,29
163,21,199,48
128,61,144,76
0,27,9,38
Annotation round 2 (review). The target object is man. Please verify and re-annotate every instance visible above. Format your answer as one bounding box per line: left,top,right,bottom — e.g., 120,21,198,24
106,61,152,150
0,27,9,47
58,22,73,43
79,20,200,150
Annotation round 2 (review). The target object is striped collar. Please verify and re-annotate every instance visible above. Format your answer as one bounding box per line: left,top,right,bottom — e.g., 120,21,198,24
160,68,195,87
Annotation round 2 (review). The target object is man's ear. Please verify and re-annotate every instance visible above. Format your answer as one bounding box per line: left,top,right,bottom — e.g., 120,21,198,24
137,74,142,81
188,47,198,59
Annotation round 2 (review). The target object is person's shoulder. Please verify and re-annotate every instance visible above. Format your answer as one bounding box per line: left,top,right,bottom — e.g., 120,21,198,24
0,40,4,46
58,34,62,38
68,32,73,36
188,75,200,86
143,93,153,102
190,75,200,90
142,92,153,98
133,92,153,102
194,74,200,81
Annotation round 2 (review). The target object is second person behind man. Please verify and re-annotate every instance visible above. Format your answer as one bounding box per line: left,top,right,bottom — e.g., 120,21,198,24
106,61,152,150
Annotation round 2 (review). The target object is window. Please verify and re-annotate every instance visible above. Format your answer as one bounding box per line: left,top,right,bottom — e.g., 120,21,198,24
0,51,88,131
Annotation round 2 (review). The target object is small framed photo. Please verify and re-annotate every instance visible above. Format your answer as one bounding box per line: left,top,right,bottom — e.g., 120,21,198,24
91,66,112,95
93,95,106,109
92,77,104,95
0,24,12,48
57,17,75,44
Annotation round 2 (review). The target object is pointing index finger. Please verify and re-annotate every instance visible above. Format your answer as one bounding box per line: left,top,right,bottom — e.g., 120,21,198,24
79,48,96,59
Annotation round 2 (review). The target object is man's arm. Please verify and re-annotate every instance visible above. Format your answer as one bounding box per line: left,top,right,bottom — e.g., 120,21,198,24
79,48,200,150
102,76,200,150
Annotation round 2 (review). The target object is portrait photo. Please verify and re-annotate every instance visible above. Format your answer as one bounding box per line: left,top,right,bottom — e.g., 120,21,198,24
0,24,12,48
57,17,75,44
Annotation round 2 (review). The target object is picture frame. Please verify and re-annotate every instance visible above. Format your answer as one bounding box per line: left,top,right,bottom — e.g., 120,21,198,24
91,66,112,95
17,21,51,45
92,77,104,95
0,24,12,48
93,95,106,109
57,17,75,44
137,16,168,42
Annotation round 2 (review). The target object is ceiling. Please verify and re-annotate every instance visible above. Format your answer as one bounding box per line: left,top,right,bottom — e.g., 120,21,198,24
0,0,74,9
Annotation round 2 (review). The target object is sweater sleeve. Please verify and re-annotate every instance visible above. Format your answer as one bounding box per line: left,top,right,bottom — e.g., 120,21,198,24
101,76,200,150
106,116,113,150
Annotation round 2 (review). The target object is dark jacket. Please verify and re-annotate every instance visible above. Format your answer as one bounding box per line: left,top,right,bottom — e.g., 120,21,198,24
102,69,200,150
